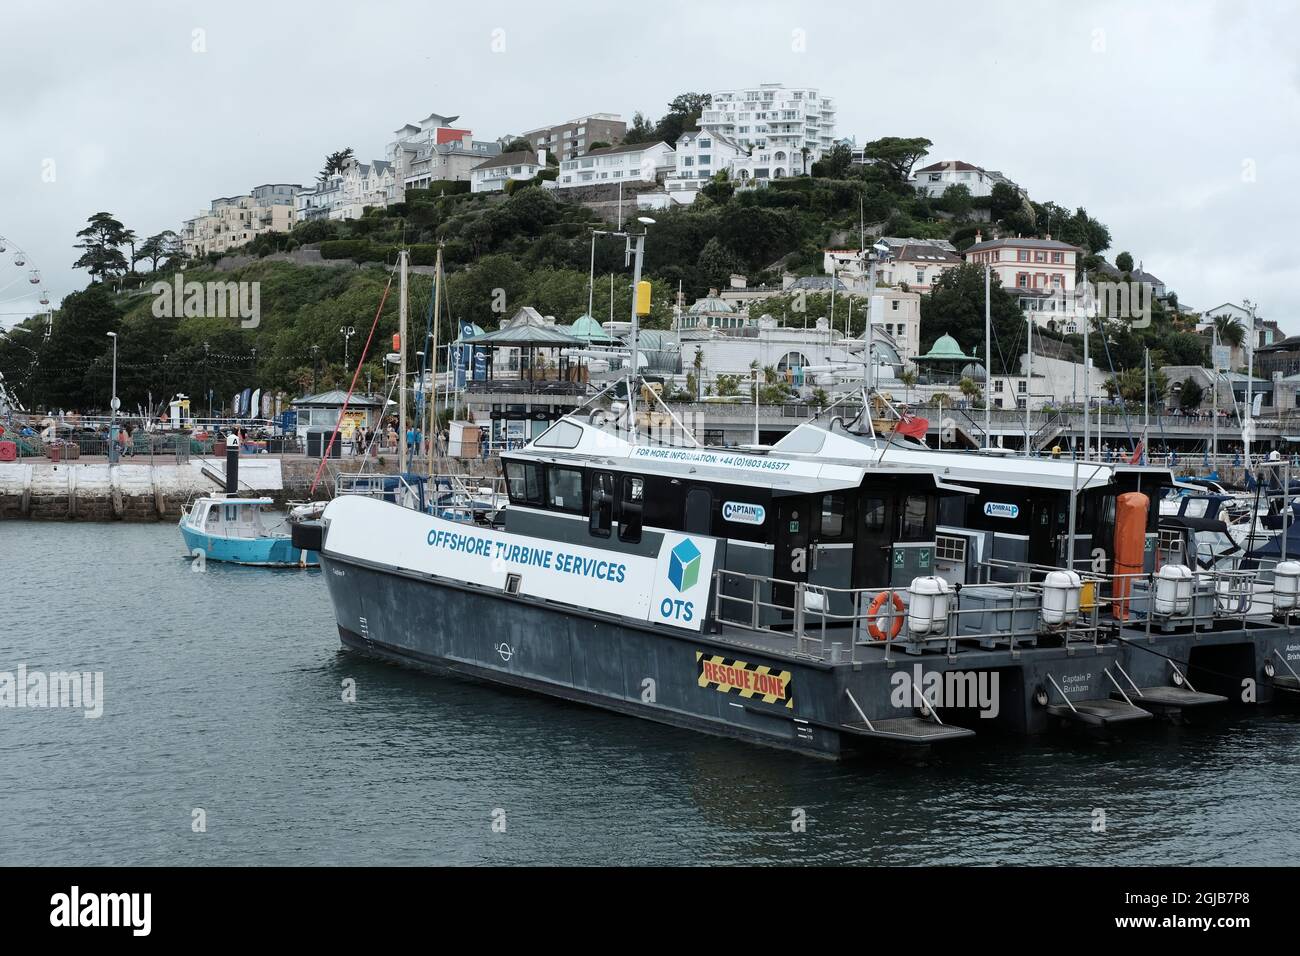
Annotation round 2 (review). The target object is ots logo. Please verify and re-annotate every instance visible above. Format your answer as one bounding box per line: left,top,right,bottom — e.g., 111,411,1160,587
661,538,702,624
668,539,702,592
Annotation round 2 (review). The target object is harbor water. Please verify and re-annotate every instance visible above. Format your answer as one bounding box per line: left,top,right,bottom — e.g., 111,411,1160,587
2,521,1298,866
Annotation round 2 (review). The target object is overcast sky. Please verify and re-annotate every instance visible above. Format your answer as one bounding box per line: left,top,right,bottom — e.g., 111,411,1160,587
3,0,1298,333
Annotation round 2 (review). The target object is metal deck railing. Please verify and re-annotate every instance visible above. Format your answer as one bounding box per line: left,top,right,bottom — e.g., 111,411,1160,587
711,551,1300,666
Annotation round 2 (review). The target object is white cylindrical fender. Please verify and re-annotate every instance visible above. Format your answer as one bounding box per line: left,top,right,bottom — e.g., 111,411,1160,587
907,575,952,636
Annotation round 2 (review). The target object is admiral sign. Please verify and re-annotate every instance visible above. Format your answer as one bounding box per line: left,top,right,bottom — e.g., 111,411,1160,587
983,502,1020,519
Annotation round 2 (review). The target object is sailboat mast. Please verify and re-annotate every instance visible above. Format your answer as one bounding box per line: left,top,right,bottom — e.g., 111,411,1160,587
398,249,408,474
428,245,443,477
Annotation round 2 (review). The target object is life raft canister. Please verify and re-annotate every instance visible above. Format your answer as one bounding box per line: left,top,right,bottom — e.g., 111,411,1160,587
867,590,906,641
1111,491,1150,620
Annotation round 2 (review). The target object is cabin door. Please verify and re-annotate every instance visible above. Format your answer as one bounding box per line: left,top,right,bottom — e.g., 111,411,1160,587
852,491,893,589
684,487,713,535
1029,493,1068,565
773,497,811,608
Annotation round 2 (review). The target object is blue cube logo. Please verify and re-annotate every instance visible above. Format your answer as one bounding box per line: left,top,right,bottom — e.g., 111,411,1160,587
668,538,702,592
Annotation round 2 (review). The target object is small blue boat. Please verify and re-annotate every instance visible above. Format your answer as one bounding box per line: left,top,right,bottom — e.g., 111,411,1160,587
179,495,319,567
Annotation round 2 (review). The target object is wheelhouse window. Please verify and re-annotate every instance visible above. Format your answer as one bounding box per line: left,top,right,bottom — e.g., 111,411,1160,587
547,466,584,513
504,460,544,505
589,472,614,537
818,493,847,539
619,476,644,543
862,497,886,532
900,495,929,540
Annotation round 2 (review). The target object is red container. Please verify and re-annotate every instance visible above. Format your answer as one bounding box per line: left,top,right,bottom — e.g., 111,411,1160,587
0,440,16,462
48,444,62,463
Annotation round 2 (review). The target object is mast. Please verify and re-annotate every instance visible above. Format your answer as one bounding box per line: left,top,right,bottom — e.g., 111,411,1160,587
1143,346,1150,458
428,244,443,477
1083,307,1090,461
1212,325,1218,460
983,263,991,449
398,249,408,474
1024,314,1032,456
1245,301,1255,465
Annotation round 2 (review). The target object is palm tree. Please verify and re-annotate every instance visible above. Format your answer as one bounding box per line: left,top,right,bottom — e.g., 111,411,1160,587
1214,314,1245,349
899,368,918,404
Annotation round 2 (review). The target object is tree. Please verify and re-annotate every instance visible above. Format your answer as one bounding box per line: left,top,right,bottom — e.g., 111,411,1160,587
921,264,1025,374
1106,365,1168,404
121,229,139,273
586,141,611,152
72,212,129,281
1178,376,1204,410
958,376,982,404
621,112,655,145
898,367,918,403
989,182,1022,221
318,147,354,184
862,137,933,182
1160,331,1208,366
811,142,853,179
696,237,742,290
1115,251,1134,273
699,172,734,203
137,230,183,271
937,183,974,219
1214,313,1245,348
35,283,122,408
501,137,533,154
653,91,712,144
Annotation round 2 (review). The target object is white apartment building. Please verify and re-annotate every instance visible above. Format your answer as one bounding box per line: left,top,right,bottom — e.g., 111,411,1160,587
910,160,1021,199
663,130,748,204
181,183,300,257
387,111,501,201
699,83,836,176
469,150,542,193
822,243,962,295
874,243,964,293
555,142,674,189
296,158,395,222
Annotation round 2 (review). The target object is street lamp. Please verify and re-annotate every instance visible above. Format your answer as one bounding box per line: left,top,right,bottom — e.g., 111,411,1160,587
340,325,357,371
106,331,119,463
863,240,891,393
589,218,654,435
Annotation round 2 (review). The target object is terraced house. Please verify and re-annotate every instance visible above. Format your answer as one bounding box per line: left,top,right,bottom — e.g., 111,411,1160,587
180,183,300,257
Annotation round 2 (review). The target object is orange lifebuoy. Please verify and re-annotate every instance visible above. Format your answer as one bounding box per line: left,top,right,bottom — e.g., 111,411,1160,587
867,590,905,641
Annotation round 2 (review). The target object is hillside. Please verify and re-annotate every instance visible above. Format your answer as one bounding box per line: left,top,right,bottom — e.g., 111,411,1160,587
1,141,1211,412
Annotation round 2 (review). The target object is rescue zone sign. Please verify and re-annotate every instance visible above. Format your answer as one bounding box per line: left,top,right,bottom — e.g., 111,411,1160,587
696,652,793,708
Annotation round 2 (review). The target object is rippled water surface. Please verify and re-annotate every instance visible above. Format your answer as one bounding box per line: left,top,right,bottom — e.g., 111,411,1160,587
2,522,1297,865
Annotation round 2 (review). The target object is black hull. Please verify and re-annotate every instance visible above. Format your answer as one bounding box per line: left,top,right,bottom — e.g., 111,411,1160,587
324,553,849,758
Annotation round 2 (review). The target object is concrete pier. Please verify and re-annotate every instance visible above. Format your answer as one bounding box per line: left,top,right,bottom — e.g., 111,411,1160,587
0,455,500,521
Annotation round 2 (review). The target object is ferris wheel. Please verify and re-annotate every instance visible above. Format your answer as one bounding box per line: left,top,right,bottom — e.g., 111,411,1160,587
0,232,53,341
0,232,54,413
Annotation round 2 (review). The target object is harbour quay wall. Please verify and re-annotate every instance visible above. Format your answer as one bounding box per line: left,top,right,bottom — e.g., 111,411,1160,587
0,455,500,521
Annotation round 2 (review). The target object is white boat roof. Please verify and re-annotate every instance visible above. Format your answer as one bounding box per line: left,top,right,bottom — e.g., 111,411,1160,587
508,416,978,496
196,495,274,506
769,421,1171,492
514,414,1169,495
